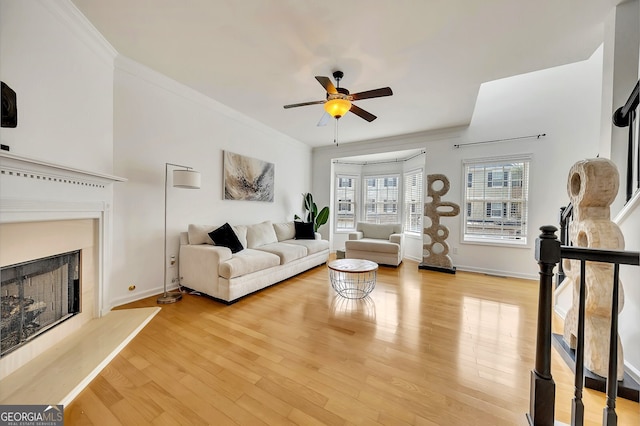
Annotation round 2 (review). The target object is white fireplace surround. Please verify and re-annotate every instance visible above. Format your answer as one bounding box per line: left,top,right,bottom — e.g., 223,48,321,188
0,151,125,314
0,152,125,377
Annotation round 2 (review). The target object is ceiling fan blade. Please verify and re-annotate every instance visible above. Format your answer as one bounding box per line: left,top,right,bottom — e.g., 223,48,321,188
317,112,331,127
350,87,393,101
349,104,377,122
315,76,337,94
283,100,325,109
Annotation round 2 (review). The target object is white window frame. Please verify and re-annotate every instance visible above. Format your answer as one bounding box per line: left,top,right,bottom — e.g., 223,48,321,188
403,168,423,234
363,174,401,224
462,154,531,245
334,174,358,232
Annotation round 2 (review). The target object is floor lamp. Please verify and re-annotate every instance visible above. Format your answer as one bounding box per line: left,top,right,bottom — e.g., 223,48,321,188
157,163,201,304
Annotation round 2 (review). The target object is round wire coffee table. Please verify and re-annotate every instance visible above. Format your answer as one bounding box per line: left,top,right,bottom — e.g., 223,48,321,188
327,259,378,299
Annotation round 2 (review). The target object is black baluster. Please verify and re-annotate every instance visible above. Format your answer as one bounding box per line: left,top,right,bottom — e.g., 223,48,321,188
527,226,560,426
571,260,586,426
603,264,621,426
557,206,567,286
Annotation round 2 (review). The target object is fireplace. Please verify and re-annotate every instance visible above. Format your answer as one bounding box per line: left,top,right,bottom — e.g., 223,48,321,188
0,151,125,380
1,250,81,356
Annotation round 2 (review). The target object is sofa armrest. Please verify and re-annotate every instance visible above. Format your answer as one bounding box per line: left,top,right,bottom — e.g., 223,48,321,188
389,233,403,245
348,231,364,240
179,231,190,245
179,245,232,296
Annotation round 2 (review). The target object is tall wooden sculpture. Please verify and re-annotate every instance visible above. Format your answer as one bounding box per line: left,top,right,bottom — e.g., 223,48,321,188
562,158,625,380
419,174,460,273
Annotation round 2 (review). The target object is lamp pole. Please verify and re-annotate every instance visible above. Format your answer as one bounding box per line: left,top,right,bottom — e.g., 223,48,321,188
158,163,200,304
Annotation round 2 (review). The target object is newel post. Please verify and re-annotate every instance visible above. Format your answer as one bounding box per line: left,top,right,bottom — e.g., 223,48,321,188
527,226,561,426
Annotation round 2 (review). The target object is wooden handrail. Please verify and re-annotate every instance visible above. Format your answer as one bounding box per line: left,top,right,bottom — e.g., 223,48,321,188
527,226,640,426
612,79,640,203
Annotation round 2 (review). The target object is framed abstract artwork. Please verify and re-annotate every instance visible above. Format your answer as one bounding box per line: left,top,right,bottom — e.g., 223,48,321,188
223,151,274,201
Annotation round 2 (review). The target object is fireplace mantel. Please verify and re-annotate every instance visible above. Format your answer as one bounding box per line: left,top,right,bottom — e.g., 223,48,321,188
0,152,126,316
0,151,125,184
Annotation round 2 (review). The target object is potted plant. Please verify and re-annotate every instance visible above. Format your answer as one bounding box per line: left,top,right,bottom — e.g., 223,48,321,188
295,192,329,232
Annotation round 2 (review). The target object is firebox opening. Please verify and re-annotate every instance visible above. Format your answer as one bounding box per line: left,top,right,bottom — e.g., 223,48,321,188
1,250,81,357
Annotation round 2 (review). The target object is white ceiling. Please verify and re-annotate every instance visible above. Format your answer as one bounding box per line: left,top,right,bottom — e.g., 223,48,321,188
70,0,621,148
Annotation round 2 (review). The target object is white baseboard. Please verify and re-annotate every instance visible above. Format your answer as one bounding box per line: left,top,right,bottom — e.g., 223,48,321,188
625,361,640,384
454,264,538,281
109,285,179,310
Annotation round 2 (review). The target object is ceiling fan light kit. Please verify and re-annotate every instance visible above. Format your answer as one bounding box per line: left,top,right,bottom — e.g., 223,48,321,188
324,98,351,119
283,70,393,128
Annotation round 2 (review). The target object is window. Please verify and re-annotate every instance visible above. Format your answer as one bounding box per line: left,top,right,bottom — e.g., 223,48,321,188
335,175,357,230
463,155,530,244
404,169,423,233
487,170,508,188
486,202,505,218
364,174,400,224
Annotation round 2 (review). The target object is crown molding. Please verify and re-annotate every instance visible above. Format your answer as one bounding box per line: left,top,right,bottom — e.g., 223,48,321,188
39,0,117,65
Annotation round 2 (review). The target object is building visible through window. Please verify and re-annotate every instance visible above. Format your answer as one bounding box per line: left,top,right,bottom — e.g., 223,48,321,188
463,156,530,244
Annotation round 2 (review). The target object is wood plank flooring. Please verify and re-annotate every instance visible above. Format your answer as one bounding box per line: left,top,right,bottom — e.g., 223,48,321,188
66,259,640,425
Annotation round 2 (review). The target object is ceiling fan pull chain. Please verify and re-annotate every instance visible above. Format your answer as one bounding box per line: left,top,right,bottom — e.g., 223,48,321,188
334,119,339,146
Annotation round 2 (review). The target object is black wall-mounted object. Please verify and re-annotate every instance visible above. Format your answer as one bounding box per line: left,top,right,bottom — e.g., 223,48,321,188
1,81,17,128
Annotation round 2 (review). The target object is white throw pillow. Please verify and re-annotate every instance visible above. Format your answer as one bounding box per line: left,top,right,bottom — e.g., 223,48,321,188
232,225,248,248
246,221,278,248
188,224,216,245
273,222,296,241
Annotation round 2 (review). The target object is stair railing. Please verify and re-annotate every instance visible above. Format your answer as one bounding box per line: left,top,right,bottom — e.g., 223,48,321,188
556,203,574,286
527,226,639,426
612,79,640,203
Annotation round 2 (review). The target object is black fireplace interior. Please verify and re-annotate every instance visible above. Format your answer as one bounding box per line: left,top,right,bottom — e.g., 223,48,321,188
1,250,81,356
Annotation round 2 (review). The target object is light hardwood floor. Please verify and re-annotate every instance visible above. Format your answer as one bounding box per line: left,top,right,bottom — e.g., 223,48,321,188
66,259,639,425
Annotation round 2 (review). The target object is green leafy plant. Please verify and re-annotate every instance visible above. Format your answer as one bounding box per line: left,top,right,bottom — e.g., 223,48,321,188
295,192,329,232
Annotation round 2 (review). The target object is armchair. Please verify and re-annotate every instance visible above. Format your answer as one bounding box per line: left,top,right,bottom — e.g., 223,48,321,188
344,222,403,266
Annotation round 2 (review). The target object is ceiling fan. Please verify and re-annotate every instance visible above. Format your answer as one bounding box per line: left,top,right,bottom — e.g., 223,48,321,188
283,71,393,126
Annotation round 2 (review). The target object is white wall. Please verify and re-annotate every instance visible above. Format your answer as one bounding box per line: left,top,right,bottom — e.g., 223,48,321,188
0,0,115,174
616,196,640,381
313,47,603,279
109,56,312,307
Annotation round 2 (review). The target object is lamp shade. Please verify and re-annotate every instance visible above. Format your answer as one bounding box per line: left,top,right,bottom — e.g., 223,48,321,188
173,169,201,189
324,98,351,119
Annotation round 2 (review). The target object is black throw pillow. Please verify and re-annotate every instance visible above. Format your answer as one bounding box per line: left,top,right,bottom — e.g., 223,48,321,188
294,221,315,240
208,223,244,253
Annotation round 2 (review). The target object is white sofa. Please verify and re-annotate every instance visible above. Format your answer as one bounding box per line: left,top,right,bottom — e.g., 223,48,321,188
179,221,329,303
345,222,403,266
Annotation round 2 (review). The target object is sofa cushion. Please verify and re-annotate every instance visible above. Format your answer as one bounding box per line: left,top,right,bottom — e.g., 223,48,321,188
188,223,248,247
358,222,399,240
232,225,248,248
246,221,278,248
254,242,307,264
284,238,329,255
219,249,280,279
345,238,400,254
188,224,215,245
294,221,315,239
208,223,244,253
273,222,296,241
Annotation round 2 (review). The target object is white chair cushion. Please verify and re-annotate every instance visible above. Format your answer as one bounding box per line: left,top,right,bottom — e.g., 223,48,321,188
359,223,394,240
